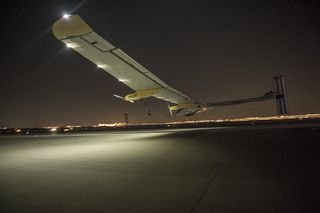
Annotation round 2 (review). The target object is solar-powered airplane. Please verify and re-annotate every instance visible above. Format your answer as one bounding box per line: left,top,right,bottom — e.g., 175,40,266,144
52,15,288,116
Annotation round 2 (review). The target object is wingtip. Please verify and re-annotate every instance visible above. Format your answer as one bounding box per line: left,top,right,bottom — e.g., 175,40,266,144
52,15,93,40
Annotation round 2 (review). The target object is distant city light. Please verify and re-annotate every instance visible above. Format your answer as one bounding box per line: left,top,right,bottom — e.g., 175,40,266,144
96,123,126,127
2,114,320,135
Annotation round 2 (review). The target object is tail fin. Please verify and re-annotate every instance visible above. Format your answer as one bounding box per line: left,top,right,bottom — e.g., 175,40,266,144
273,75,289,115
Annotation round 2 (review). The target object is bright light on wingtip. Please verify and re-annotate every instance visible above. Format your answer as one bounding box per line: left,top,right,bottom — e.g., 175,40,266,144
63,14,71,19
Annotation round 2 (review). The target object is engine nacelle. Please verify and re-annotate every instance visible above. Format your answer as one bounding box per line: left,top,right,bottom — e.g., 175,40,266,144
169,103,202,116
124,88,161,102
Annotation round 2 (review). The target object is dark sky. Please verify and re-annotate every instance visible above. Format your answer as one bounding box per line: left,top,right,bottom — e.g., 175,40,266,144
1,0,319,127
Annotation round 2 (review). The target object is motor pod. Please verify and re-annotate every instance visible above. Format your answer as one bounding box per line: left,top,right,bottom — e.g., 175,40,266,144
125,88,161,102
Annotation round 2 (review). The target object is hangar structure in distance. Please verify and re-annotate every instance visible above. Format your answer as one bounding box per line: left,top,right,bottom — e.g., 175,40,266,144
52,15,288,117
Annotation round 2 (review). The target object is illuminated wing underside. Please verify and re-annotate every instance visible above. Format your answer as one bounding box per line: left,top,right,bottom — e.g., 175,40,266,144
52,15,193,104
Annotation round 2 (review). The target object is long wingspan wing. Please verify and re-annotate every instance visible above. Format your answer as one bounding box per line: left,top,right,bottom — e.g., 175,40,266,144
52,15,193,104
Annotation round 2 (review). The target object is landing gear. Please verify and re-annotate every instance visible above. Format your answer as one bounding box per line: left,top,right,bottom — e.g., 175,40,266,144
142,99,151,116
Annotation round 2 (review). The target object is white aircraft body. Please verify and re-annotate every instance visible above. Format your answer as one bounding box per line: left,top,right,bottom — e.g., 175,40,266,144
52,15,288,116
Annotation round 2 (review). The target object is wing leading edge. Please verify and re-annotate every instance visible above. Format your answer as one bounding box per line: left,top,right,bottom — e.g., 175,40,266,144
52,15,193,104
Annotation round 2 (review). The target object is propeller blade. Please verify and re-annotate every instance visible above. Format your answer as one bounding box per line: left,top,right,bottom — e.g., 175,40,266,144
166,102,173,117
113,94,134,103
113,94,124,99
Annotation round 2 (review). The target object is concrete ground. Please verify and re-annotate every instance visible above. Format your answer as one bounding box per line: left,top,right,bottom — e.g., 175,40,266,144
0,126,319,212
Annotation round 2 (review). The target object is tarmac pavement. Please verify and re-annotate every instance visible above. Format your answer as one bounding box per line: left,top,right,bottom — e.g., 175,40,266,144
0,126,319,212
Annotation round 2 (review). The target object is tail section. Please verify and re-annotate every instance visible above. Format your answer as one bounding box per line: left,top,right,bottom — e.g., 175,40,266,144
203,75,289,116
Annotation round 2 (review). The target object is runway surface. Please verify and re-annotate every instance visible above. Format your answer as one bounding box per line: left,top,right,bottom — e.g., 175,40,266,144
0,126,319,212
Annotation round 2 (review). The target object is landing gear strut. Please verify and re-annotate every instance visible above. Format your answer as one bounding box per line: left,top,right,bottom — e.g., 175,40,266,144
142,99,151,116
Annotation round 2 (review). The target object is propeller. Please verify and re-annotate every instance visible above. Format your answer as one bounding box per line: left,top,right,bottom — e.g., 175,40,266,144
113,94,134,103
166,102,173,117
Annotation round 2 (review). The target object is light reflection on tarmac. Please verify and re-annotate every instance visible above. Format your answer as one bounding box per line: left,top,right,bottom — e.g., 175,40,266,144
0,126,319,212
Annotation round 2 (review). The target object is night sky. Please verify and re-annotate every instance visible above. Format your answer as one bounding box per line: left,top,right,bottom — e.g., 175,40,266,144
1,0,319,127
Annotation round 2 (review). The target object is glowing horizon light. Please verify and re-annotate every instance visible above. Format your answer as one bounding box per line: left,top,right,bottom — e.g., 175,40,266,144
50,128,57,132
63,14,71,19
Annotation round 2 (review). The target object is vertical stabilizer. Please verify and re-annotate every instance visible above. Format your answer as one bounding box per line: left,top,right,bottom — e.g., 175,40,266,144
273,75,289,115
